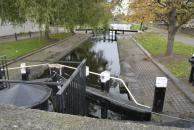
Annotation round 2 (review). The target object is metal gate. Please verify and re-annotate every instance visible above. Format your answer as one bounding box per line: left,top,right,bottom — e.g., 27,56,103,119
56,59,86,116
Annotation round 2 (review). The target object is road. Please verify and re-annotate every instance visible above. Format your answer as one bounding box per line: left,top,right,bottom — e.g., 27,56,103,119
151,27,194,47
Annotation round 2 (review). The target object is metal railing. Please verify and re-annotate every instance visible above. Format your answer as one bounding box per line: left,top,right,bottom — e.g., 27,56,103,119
55,59,86,115
1,60,151,109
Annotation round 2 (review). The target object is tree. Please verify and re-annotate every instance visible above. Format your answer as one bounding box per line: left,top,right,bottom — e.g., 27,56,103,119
127,0,155,30
26,0,114,35
128,0,194,56
0,0,119,39
0,0,27,24
24,0,57,39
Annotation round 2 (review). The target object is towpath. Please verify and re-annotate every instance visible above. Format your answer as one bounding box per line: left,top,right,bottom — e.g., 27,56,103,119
118,35,194,124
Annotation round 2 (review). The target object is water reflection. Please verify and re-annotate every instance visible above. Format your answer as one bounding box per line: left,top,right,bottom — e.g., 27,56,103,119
61,39,120,88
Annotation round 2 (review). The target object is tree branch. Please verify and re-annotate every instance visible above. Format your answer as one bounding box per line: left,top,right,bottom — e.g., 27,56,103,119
156,0,167,7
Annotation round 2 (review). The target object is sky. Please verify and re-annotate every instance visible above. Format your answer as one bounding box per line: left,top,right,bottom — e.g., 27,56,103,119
112,0,130,15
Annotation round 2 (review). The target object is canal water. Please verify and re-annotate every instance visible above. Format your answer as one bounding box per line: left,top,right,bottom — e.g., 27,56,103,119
60,37,130,119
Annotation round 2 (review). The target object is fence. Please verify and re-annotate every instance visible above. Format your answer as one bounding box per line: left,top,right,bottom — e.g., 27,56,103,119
55,59,86,116
0,31,43,43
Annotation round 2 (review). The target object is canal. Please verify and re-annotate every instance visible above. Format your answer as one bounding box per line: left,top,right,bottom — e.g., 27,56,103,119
60,36,131,119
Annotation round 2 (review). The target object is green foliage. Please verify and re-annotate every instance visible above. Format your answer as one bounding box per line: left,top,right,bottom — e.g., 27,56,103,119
0,0,27,24
131,24,141,31
0,0,116,33
130,0,194,56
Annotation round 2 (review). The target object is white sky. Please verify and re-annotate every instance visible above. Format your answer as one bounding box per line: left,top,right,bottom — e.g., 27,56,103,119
112,0,130,15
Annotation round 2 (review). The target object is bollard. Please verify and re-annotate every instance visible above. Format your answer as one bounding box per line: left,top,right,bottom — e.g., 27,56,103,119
20,63,30,81
103,31,106,42
152,77,168,113
115,31,117,41
189,54,194,85
100,71,111,92
15,33,18,41
108,29,110,41
112,30,114,42
29,31,32,38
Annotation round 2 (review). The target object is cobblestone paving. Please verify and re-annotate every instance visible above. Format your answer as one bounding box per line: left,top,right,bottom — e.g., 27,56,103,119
118,36,194,119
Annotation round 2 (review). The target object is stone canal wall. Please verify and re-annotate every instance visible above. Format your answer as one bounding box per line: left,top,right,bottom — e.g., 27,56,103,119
0,105,187,130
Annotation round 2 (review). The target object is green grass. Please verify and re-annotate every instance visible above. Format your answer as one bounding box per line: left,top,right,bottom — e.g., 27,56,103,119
136,32,194,79
0,32,72,60
131,24,148,31
49,32,72,40
0,39,48,60
166,61,190,79
136,33,194,56
131,24,141,31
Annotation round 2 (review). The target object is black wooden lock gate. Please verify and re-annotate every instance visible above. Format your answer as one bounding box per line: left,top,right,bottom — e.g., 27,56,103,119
55,59,86,116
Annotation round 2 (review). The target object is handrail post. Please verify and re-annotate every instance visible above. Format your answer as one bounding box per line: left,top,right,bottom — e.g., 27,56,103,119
20,63,30,81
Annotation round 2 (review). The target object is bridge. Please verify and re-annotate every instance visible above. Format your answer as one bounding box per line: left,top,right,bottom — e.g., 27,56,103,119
76,28,138,41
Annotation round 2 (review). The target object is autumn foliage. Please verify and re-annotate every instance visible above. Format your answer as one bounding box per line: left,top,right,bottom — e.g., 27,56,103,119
128,0,194,56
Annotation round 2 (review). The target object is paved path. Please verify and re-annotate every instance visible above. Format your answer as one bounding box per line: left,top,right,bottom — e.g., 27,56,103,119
151,27,194,47
118,35,194,122
6,34,90,80
0,105,187,130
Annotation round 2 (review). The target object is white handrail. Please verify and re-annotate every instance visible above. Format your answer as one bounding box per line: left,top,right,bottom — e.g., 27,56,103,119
2,63,151,109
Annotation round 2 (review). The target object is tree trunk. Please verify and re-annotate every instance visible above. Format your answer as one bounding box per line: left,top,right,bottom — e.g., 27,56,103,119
140,22,143,31
70,27,75,34
45,24,50,40
40,30,43,39
166,8,178,56
166,27,177,56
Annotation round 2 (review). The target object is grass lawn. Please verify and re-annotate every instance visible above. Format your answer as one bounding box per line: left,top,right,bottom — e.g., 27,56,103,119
135,32,194,80
131,24,141,31
0,33,72,60
49,32,73,40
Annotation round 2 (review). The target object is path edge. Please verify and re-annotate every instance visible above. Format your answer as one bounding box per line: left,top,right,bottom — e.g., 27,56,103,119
132,37,194,104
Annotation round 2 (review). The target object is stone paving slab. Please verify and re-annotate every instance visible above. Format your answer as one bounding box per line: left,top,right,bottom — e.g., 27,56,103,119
0,105,187,130
118,35,194,120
